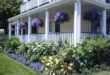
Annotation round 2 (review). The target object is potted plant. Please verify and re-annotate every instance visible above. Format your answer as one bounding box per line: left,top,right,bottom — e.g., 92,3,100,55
54,11,71,24
32,18,44,27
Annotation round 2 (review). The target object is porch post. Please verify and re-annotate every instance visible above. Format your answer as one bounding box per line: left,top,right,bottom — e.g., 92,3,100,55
102,9,106,36
78,1,81,44
45,10,49,40
17,19,20,38
9,22,11,38
28,15,31,43
73,1,79,46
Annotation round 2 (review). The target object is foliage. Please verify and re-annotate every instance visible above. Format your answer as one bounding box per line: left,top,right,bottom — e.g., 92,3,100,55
0,33,8,48
83,9,102,21
3,36,110,75
0,45,2,52
0,0,23,34
32,18,44,27
5,37,21,53
54,11,71,24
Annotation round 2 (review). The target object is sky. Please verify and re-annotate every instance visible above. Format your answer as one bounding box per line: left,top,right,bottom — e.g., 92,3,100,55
23,0,27,2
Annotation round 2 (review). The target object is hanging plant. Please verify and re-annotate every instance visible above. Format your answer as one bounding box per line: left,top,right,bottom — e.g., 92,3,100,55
19,21,28,28
83,9,102,21
54,11,71,24
32,18,44,27
11,28,14,32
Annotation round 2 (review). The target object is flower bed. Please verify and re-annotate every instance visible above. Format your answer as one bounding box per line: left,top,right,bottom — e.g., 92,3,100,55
2,36,110,75
4,51,42,71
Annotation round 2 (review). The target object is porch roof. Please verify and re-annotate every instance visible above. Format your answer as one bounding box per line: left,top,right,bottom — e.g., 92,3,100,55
8,0,110,22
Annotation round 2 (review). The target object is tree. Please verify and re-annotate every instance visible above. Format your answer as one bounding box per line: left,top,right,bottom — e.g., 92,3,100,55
0,0,23,34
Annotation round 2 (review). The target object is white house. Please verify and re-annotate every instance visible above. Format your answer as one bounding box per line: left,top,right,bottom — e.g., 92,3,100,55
7,0,110,45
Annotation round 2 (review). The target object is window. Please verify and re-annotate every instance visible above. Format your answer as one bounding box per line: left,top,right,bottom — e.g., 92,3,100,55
106,0,110,3
32,27,37,34
49,21,52,32
91,21,100,33
55,22,60,32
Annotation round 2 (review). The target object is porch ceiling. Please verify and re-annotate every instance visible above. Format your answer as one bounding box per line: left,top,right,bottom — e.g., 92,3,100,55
10,0,110,22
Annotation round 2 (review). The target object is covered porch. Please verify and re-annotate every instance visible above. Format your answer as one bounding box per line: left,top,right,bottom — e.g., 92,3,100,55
8,0,110,45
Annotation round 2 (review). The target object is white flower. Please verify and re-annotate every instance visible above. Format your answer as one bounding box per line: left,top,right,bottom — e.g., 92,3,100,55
37,45,41,47
41,60,44,63
33,47,38,52
31,46,34,49
55,58,59,64
52,73,55,75
46,63,50,66
49,56,52,60
28,45,30,48
27,50,30,54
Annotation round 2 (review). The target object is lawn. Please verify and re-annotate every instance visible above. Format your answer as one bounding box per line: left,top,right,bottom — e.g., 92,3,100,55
0,52,110,75
0,53,42,75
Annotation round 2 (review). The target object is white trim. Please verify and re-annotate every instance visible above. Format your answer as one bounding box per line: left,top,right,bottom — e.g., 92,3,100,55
8,0,110,22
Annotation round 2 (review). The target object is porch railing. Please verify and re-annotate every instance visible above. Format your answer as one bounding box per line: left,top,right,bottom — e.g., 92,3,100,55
21,0,55,13
18,32,103,44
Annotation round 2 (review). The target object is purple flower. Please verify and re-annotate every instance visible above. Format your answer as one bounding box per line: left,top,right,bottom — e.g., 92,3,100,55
19,21,28,28
83,9,102,21
11,28,15,32
32,18,44,27
54,11,71,24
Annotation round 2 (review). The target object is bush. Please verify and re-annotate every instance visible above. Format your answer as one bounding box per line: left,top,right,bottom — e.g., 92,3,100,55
0,33,8,48
5,37,21,53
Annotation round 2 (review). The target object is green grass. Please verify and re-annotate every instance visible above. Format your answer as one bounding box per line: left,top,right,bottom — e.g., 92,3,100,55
92,71,110,75
0,52,110,75
0,53,42,75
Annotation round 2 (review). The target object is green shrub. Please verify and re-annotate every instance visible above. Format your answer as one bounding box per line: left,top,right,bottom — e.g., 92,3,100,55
30,54,39,62
5,37,21,53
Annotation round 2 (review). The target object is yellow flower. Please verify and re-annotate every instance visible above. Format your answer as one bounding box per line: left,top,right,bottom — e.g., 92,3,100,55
68,66,72,70
63,71,66,74
51,70,53,73
45,68,48,71
69,63,73,67
43,56,48,61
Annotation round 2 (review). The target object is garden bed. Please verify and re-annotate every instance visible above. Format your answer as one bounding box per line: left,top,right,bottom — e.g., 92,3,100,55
1,36,110,75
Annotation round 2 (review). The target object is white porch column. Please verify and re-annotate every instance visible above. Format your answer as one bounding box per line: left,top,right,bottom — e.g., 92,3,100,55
9,22,11,38
28,15,31,43
15,25,17,36
102,9,107,36
27,0,29,11
78,1,81,43
73,1,79,46
45,10,49,40
38,0,40,7
17,19,20,38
